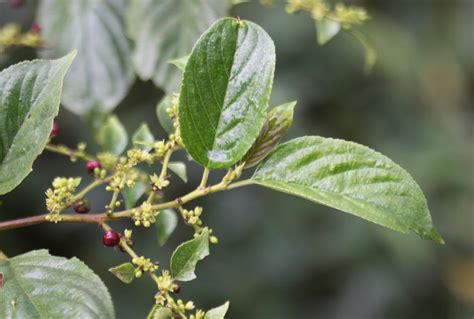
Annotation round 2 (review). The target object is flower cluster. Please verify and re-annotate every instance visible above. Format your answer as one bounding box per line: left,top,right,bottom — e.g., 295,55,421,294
45,177,81,222
150,174,169,190
0,23,44,53
166,94,183,146
132,202,157,227
182,207,203,227
285,0,369,29
132,256,158,278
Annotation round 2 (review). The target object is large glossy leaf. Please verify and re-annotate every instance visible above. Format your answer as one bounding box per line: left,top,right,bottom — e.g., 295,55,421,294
252,136,444,243
0,52,75,195
170,228,209,281
127,0,228,92
0,250,115,318
179,18,275,169
37,0,135,115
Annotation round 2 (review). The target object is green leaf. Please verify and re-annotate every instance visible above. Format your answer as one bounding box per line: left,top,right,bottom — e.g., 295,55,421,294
0,249,115,318
122,180,147,209
37,0,134,115
170,228,210,281
96,115,128,155
315,19,341,45
168,161,188,183
0,52,76,195
132,123,154,151
168,55,189,71
109,263,135,284
205,301,230,319
251,136,444,243
179,18,276,169
242,101,296,168
127,0,228,92
350,29,377,73
156,95,175,134
156,209,178,246
147,305,172,319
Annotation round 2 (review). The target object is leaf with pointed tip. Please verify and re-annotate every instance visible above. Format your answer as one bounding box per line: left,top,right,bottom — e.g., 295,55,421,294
251,136,444,243
156,95,175,134
109,263,135,284
0,249,115,318
243,101,295,168
205,301,230,319
147,305,172,319
132,123,154,151
96,115,128,155
156,209,178,246
179,18,276,169
170,228,209,281
168,55,189,72
127,0,228,92
0,52,75,195
38,0,134,115
168,161,188,183
315,19,341,45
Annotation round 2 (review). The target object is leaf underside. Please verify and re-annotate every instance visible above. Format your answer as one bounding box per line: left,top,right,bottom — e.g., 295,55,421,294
252,136,443,243
0,52,75,195
179,18,275,169
0,250,115,319
38,0,135,115
170,229,209,281
127,0,228,92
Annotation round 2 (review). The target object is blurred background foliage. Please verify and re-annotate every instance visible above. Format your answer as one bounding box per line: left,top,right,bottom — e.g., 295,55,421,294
0,0,473,318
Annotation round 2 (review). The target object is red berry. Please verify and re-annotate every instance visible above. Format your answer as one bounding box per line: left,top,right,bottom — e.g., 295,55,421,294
86,160,101,174
9,0,24,7
102,230,120,247
73,200,90,214
50,122,59,138
30,22,41,33
172,283,181,294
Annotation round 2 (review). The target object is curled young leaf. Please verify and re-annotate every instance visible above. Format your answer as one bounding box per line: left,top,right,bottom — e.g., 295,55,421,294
109,262,135,284
96,115,128,155
0,52,75,195
170,228,209,282
179,18,276,169
242,101,296,168
0,250,115,318
132,123,155,151
251,136,444,243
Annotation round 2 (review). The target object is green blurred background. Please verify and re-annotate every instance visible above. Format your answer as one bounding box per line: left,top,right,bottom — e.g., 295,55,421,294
1,0,473,318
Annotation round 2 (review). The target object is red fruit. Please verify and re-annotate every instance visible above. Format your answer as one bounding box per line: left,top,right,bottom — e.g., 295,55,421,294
172,283,181,294
86,160,101,174
30,22,41,33
50,122,59,138
9,0,24,7
102,230,120,247
73,200,90,214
